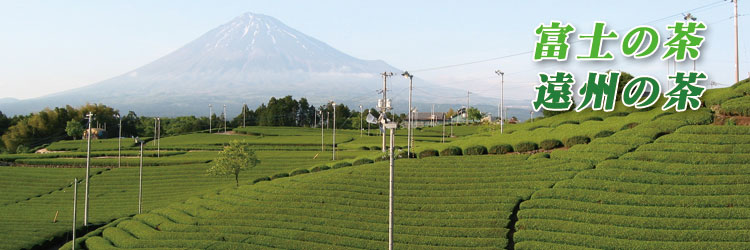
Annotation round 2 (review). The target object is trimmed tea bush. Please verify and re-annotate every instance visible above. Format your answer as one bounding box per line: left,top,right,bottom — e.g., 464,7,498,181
358,146,370,150
418,149,439,158
289,168,310,176
515,142,538,153
539,139,563,150
440,146,463,156
396,150,416,159
564,136,591,148
332,162,352,169
594,130,615,138
529,152,550,160
489,144,514,155
252,176,271,184
352,158,374,166
371,146,382,151
270,172,289,180
463,145,488,155
309,165,330,172
621,122,639,130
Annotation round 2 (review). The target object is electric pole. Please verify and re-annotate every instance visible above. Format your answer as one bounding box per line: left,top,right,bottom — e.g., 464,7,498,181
402,71,413,157
734,0,740,84
359,105,363,137
84,112,92,226
332,101,337,160
379,72,394,152
466,91,471,125
495,70,505,134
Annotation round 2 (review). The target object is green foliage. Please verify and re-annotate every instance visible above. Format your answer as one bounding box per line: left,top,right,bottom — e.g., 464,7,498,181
467,107,483,121
515,141,538,153
65,119,84,140
539,139,563,150
252,176,271,184
418,149,439,158
440,146,463,156
620,122,638,130
593,130,615,138
289,168,310,176
529,152,551,160
206,140,260,187
270,172,289,179
463,145,488,155
332,161,352,169
309,165,330,172
352,158,374,165
489,144,514,155
720,95,750,116
396,150,415,159
702,87,744,107
564,136,590,148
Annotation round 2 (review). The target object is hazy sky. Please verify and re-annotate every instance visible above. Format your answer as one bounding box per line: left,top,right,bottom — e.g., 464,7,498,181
0,0,747,102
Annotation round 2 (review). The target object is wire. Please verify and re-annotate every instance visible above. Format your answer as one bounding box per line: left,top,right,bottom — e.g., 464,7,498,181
405,1,727,74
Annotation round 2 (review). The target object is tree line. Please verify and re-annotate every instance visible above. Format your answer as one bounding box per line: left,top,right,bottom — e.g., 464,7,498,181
0,96,401,154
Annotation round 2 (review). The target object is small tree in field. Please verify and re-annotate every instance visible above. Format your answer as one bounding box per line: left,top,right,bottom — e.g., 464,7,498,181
207,140,260,187
65,120,83,140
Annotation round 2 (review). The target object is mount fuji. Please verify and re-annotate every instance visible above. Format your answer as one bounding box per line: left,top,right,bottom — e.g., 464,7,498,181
2,12,507,117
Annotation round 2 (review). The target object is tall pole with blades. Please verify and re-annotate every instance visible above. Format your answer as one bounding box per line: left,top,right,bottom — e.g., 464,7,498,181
734,0,740,84
84,112,92,226
116,114,121,168
209,104,213,133
495,70,505,134
379,72,393,152
332,101,336,160
402,71,413,157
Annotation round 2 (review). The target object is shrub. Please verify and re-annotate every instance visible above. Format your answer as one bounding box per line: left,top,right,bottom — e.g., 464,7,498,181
352,158,374,166
489,144,514,155
621,122,639,130
720,96,750,116
370,146,382,151
396,150,416,159
418,149,439,158
289,168,310,176
358,146,370,150
309,165,330,172
539,139,563,150
515,142,538,153
564,136,591,147
332,162,352,169
270,173,289,180
583,116,604,122
463,145,488,155
594,130,615,138
529,152,550,160
558,120,579,126
252,176,271,184
373,153,389,162
440,146,463,156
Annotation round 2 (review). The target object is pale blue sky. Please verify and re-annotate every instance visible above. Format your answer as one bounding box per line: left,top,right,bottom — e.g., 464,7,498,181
0,0,747,101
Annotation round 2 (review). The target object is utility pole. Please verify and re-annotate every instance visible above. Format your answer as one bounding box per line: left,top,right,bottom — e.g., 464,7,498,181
442,113,446,143
332,101,336,161
495,70,505,134
359,105,363,137
223,104,227,133
734,0,740,84
135,137,144,214
684,13,698,71
378,72,393,152
379,72,394,152
402,71,413,158
431,104,435,127
367,109,371,136
208,104,213,133
72,178,77,250
84,112,92,226
116,114,121,168
466,91,471,126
